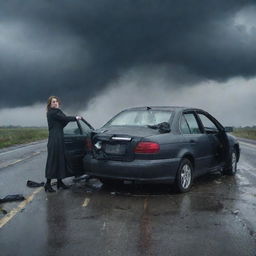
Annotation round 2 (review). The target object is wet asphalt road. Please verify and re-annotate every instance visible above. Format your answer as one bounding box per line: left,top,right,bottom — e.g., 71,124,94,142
0,139,256,256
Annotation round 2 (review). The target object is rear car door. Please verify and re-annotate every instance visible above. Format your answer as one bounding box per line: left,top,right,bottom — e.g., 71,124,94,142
64,119,94,176
181,112,215,175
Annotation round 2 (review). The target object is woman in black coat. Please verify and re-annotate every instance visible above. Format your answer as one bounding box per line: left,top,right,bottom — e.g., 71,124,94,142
45,96,82,192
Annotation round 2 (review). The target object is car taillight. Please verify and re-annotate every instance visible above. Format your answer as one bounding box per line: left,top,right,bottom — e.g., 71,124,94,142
134,142,160,154
85,138,93,151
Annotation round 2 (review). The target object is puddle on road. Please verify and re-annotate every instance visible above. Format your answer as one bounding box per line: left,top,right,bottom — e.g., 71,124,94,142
69,170,246,211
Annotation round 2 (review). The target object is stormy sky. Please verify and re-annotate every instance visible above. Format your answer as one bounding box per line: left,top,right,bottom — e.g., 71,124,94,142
0,0,256,127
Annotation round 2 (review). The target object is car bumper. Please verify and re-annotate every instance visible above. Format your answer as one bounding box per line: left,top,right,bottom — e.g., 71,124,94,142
83,155,181,182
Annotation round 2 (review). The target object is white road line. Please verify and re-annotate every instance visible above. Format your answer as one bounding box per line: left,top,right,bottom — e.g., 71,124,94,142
82,198,90,207
101,222,106,231
0,187,43,229
0,142,46,156
239,141,256,150
0,152,41,169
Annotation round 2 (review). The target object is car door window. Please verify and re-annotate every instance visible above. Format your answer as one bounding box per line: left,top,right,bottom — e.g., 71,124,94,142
197,113,219,134
180,115,191,134
79,120,92,134
64,121,81,135
183,113,202,134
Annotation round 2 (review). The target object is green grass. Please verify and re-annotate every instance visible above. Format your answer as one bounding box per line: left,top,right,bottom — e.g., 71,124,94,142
0,127,48,149
232,127,256,140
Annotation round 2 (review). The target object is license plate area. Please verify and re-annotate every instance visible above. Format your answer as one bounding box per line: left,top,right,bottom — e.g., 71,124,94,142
104,143,126,155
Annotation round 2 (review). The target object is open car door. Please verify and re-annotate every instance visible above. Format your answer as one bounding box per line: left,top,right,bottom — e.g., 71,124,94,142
64,119,94,177
196,111,228,170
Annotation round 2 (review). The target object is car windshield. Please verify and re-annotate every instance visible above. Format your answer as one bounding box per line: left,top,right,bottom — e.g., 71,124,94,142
105,110,173,127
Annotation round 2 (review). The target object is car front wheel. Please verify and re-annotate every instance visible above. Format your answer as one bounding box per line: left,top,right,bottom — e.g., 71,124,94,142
223,148,237,175
175,158,193,193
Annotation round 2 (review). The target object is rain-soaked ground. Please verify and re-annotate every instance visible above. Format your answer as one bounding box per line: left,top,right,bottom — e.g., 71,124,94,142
0,139,256,256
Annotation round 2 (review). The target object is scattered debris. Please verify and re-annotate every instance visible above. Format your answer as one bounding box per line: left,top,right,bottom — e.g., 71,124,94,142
26,180,45,188
73,174,90,183
0,207,7,215
82,198,90,207
232,210,239,215
115,205,131,211
0,194,25,203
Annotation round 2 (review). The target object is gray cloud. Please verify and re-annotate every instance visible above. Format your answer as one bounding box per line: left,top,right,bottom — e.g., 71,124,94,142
82,76,256,128
0,0,256,110
1,76,255,127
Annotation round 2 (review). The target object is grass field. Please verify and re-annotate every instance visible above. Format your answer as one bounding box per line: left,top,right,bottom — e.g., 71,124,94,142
0,127,48,149
232,127,256,140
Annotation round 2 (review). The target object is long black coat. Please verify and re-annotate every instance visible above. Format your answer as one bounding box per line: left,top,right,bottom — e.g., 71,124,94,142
45,108,76,179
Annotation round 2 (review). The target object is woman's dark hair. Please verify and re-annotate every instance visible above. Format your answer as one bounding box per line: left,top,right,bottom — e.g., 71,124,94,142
46,96,61,111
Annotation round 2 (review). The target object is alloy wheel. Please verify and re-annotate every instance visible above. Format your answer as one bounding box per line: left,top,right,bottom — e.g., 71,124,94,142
231,151,237,174
180,164,192,189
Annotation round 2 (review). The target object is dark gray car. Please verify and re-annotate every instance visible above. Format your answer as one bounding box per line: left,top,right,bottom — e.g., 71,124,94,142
82,106,240,192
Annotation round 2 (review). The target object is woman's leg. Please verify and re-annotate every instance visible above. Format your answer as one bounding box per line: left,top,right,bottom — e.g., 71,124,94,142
44,178,56,192
57,179,69,189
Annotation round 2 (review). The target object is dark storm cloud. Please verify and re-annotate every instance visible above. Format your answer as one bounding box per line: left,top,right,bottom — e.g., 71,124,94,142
0,0,255,109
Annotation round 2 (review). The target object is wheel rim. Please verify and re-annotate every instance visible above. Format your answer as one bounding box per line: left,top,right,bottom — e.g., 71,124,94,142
232,152,237,173
180,164,192,189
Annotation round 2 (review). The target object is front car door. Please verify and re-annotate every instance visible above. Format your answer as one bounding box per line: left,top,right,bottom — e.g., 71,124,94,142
195,111,227,169
64,119,94,177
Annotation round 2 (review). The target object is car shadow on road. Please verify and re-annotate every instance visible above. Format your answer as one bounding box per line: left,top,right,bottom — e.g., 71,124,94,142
71,171,238,197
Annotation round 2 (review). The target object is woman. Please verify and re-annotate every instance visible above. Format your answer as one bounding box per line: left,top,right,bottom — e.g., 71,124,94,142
45,96,82,192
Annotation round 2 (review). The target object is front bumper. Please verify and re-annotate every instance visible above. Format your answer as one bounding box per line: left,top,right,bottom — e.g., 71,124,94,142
83,154,181,182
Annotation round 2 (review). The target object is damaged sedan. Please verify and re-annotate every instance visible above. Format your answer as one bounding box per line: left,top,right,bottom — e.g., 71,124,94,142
82,106,240,192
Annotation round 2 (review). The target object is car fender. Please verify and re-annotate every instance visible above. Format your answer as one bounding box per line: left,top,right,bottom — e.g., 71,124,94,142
176,149,195,166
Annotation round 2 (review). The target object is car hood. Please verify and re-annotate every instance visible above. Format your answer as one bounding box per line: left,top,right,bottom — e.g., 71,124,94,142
95,126,161,138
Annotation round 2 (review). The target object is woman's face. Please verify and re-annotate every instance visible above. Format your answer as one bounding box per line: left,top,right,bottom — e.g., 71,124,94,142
50,98,59,108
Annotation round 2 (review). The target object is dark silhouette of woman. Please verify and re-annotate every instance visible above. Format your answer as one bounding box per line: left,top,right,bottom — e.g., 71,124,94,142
45,96,82,192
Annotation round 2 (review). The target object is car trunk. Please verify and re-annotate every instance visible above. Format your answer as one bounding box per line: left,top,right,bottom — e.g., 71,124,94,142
91,126,159,161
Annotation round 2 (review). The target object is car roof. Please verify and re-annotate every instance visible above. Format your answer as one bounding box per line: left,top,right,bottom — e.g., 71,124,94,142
123,106,203,112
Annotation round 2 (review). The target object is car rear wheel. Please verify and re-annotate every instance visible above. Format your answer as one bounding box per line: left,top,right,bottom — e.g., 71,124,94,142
175,158,193,193
223,148,237,175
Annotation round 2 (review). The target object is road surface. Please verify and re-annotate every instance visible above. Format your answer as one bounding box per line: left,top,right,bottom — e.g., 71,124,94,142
0,139,256,256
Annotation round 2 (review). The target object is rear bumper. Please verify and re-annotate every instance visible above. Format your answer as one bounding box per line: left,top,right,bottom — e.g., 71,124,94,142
83,154,181,182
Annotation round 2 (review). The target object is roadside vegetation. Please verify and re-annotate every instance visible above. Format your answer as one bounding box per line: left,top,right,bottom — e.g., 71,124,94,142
0,127,48,149
232,127,256,140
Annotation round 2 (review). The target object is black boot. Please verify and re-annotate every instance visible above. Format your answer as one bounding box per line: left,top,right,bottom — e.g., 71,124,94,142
44,182,56,193
57,179,70,190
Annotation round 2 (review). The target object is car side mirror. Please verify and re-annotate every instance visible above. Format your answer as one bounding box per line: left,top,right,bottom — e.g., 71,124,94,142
224,126,233,132
159,122,171,133
147,122,171,133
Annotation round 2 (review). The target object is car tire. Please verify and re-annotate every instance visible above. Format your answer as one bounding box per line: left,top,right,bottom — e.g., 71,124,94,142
223,148,237,176
175,158,193,193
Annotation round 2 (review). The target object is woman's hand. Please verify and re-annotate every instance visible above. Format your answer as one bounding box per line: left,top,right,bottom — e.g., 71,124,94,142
76,116,82,120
